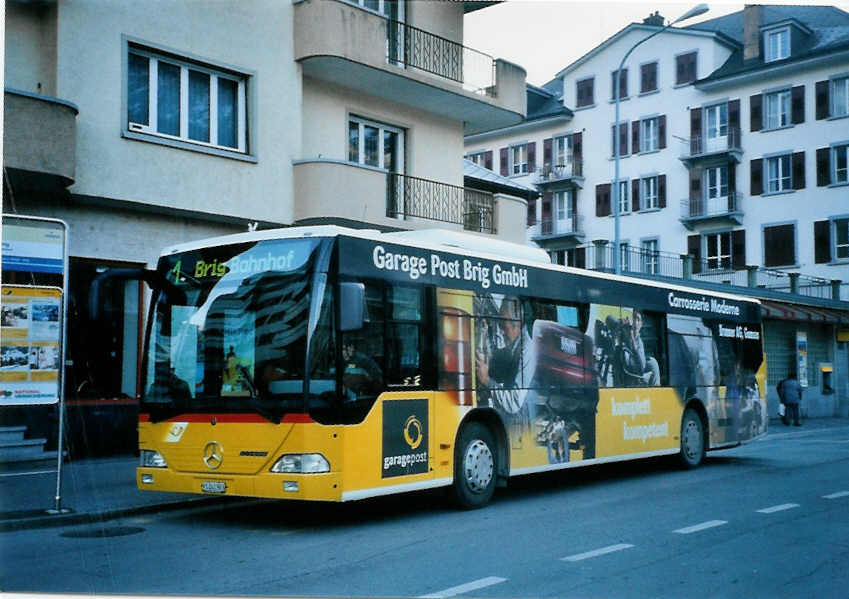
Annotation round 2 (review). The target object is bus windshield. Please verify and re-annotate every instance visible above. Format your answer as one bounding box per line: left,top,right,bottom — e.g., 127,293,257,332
143,237,334,422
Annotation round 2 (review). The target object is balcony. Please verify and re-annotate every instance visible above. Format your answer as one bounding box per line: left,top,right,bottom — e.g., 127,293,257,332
679,127,742,166
528,215,585,242
293,0,525,134
533,160,584,188
293,160,506,235
679,192,744,230
3,89,78,191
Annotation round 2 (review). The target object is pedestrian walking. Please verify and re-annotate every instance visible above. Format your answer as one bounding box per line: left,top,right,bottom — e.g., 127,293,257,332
778,371,803,427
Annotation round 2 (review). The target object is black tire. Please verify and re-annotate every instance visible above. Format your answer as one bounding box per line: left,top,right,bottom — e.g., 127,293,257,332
678,407,705,469
452,422,496,509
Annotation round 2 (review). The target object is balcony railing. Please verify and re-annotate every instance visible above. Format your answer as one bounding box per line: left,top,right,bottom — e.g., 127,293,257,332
534,160,583,184
682,127,742,159
387,173,496,233
528,215,584,238
387,20,496,95
681,191,743,220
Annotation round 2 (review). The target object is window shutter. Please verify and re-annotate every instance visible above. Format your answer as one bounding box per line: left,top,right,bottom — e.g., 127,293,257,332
572,132,583,161
732,229,746,270
729,99,740,131
543,138,552,169
575,247,586,269
690,107,702,143
750,94,762,132
632,121,640,154
791,85,805,124
527,197,536,226
814,220,831,263
542,192,552,219
658,115,666,149
641,64,649,93
750,159,763,196
484,150,492,171
815,80,829,120
688,235,702,274
632,179,641,211
690,169,702,201
816,147,830,186
596,183,611,217
792,151,806,189
527,142,536,173
619,122,629,157
658,174,666,208
499,147,508,176
611,125,616,156
728,163,737,193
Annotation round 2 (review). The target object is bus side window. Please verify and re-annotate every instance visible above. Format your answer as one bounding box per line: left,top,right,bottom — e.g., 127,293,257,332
385,285,425,387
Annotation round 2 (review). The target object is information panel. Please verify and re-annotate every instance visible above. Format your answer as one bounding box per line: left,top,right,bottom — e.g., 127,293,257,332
0,286,63,405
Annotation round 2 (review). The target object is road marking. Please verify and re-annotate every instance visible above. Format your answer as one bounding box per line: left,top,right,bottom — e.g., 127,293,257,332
673,520,727,534
823,491,849,499
420,576,507,598
757,503,799,514
561,543,634,562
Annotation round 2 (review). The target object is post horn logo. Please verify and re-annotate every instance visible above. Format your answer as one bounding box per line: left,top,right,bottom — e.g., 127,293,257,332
202,441,224,470
403,415,423,450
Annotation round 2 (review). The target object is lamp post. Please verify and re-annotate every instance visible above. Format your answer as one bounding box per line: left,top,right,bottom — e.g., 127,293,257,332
613,3,709,275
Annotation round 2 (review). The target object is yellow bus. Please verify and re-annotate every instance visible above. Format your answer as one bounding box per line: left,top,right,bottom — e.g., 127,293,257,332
110,226,766,509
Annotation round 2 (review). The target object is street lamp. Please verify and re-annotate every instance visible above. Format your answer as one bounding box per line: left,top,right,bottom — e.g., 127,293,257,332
612,3,709,275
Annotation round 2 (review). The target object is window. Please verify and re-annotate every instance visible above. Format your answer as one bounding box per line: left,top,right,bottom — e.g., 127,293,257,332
675,51,697,85
640,62,658,94
765,89,791,129
511,144,528,175
467,151,487,167
553,135,572,167
763,224,796,267
352,0,398,17
833,144,849,184
705,103,728,141
617,180,630,214
348,116,404,171
706,166,729,200
576,77,594,108
766,154,792,193
765,27,790,62
611,122,628,157
836,218,849,260
832,77,849,118
127,46,248,153
641,239,659,274
640,117,658,152
554,190,573,220
705,232,731,270
611,68,628,100
641,176,658,209
619,242,631,271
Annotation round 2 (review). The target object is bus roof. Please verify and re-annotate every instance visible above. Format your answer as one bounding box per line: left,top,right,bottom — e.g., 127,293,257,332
159,225,760,306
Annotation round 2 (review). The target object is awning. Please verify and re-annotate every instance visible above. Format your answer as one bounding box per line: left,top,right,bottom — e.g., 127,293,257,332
760,300,849,324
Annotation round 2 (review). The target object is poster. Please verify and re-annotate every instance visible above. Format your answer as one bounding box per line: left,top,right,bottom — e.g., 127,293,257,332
796,330,808,388
0,286,63,405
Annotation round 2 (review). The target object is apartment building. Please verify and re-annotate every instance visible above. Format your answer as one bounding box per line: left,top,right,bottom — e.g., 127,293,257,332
2,0,527,453
464,5,849,417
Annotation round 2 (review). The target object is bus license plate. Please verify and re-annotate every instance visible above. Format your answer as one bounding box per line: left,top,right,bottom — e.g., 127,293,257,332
201,481,227,494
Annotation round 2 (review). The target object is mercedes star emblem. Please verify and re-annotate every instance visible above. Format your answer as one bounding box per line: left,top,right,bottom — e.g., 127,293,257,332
202,441,224,470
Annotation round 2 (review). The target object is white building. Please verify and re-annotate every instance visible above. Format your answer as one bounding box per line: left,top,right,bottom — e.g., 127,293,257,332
464,5,849,418
3,0,527,452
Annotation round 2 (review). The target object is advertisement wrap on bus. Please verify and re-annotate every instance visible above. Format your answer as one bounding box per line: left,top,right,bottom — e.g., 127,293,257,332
120,227,765,508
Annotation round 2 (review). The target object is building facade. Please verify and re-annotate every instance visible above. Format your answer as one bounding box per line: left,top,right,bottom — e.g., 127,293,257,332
2,0,527,454
464,5,849,418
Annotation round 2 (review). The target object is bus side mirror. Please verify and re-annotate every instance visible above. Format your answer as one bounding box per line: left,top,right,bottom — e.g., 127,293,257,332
89,268,184,321
339,282,366,332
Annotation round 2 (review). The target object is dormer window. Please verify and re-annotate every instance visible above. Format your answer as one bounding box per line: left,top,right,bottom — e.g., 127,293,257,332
764,27,790,62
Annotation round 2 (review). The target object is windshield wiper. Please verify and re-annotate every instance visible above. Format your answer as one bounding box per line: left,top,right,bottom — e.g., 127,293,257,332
238,365,282,424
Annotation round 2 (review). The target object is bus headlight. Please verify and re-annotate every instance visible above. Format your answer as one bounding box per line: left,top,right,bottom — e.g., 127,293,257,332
140,450,168,468
270,454,329,474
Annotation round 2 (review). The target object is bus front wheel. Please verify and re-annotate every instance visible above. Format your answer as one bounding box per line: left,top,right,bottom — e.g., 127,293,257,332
679,408,705,469
452,422,496,509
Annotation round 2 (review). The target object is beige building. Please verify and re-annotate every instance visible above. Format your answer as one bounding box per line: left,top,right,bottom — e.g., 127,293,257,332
2,0,527,453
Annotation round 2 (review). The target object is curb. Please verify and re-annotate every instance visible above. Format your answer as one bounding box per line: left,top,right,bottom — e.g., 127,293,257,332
0,495,245,532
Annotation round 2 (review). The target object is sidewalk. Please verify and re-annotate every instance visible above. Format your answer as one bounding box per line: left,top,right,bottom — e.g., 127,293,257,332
1,418,845,532
0,454,234,531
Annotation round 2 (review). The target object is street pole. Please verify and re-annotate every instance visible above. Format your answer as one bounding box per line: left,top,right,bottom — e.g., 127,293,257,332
613,4,709,275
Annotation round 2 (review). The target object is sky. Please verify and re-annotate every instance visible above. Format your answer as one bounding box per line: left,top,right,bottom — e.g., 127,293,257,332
465,0,849,86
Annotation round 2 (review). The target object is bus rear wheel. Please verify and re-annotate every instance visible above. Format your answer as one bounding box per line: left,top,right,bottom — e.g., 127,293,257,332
679,408,705,469
452,422,496,509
